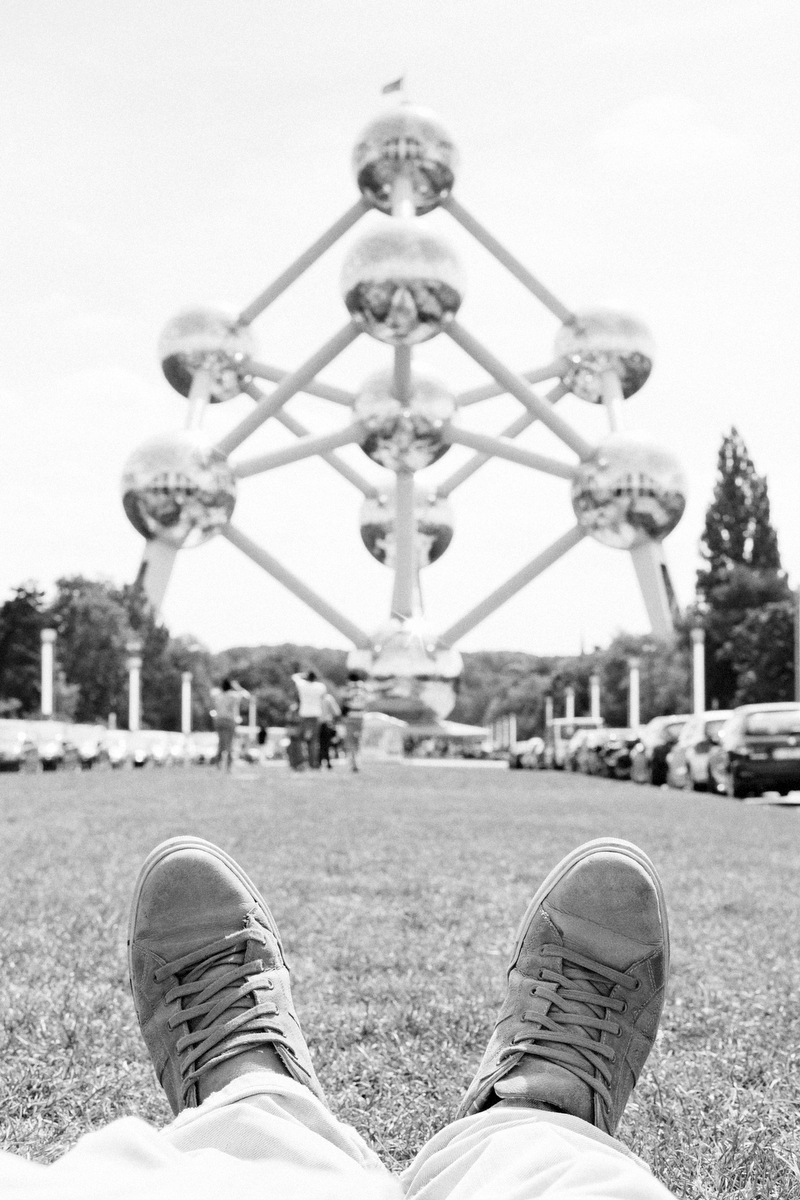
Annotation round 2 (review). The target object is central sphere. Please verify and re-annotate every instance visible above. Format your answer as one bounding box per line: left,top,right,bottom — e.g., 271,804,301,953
353,105,458,215
158,308,255,402
347,617,462,720
360,489,454,567
341,222,464,345
354,369,455,471
571,433,686,549
555,310,654,403
121,431,236,548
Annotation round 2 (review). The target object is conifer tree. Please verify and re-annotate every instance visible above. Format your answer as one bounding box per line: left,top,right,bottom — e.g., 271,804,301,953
696,429,790,707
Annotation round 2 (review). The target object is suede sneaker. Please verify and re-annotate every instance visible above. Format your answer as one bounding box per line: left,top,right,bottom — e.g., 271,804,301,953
457,837,669,1136
128,835,325,1115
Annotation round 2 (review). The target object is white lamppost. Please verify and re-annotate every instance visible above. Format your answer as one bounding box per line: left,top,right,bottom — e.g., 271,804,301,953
590,672,601,721
40,629,56,717
565,686,575,720
691,628,706,715
181,671,192,735
628,657,641,729
127,640,143,732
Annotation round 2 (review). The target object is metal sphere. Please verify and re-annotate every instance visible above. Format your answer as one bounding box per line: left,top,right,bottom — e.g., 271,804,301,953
555,310,654,403
121,431,236,548
360,488,454,567
347,617,462,720
354,369,455,471
341,222,464,345
571,433,686,549
353,105,458,215
158,308,255,402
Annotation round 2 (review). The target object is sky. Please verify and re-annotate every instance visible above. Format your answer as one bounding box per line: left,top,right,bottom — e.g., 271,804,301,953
1,1,799,656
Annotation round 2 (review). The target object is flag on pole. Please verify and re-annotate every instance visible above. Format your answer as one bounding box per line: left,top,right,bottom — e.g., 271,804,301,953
381,76,404,95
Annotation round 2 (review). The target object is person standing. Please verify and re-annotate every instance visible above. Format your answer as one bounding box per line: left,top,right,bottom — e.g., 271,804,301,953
210,679,251,771
290,670,327,769
318,689,342,770
340,670,369,773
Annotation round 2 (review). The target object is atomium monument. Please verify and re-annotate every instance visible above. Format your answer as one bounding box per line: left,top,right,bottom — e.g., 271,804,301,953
124,101,686,722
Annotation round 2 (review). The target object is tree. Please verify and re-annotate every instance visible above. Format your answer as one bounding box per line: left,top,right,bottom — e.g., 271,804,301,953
696,429,790,708
49,577,132,723
0,583,47,715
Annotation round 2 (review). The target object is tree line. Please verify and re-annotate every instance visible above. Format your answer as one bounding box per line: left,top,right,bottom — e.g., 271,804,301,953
0,428,792,733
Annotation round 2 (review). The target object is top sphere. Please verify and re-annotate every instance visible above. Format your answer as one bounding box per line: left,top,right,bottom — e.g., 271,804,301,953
555,310,654,403
158,308,256,402
121,431,236,549
571,432,686,549
353,105,458,215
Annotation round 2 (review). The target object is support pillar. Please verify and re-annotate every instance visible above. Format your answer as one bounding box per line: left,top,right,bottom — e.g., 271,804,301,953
391,470,417,619
40,629,56,718
691,628,706,716
181,672,192,735
628,657,640,729
127,640,143,733
590,673,601,721
545,695,554,727
795,590,800,704
565,687,575,720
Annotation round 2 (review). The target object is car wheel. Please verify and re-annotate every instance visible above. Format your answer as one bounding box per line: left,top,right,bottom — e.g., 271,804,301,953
725,769,749,800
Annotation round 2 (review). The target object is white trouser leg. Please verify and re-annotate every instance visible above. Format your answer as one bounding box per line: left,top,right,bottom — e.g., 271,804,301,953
0,1073,400,1200
401,1108,676,1200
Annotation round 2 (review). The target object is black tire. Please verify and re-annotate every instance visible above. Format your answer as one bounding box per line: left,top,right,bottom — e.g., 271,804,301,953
726,769,749,800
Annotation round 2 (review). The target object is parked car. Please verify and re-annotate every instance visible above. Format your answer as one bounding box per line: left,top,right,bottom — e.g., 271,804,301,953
666,711,733,791
188,732,219,765
543,718,604,768
593,728,639,780
509,737,544,769
106,731,131,769
564,728,594,772
630,715,690,785
72,724,110,770
0,720,40,772
707,702,800,799
143,731,171,767
29,721,81,771
128,733,152,768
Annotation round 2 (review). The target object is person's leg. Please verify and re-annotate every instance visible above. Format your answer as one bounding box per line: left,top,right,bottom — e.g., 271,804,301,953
0,837,398,1199
400,839,676,1199
346,717,362,772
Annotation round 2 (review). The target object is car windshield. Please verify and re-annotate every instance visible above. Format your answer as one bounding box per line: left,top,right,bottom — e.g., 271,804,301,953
705,718,728,741
745,710,800,736
663,721,686,740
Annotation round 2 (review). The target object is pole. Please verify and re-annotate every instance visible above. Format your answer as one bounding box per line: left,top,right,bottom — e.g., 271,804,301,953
438,526,585,647
630,542,675,639
40,629,56,717
391,470,417,619
232,421,365,478
248,695,257,733
590,673,601,721
795,590,800,704
545,695,554,727
446,322,593,459
441,425,576,479
127,640,143,732
565,687,575,720
181,672,192,735
237,199,368,325
628,657,640,729
221,524,372,648
508,713,517,749
442,196,575,323
691,628,706,715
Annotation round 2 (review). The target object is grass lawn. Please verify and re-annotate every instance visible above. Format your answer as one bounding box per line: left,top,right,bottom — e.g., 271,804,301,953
0,763,798,1197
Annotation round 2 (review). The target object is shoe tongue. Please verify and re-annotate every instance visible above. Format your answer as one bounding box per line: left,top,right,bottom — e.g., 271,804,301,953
495,1060,593,1122
545,902,647,972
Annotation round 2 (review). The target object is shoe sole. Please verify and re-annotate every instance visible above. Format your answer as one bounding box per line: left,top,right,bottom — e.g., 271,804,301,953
509,837,670,978
126,835,284,992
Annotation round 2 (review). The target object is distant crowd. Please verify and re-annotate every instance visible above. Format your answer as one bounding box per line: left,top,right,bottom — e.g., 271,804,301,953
211,669,370,773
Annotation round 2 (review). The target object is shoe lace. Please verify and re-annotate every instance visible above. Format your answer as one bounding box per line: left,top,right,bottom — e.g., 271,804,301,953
154,923,297,1105
499,943,639,1111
